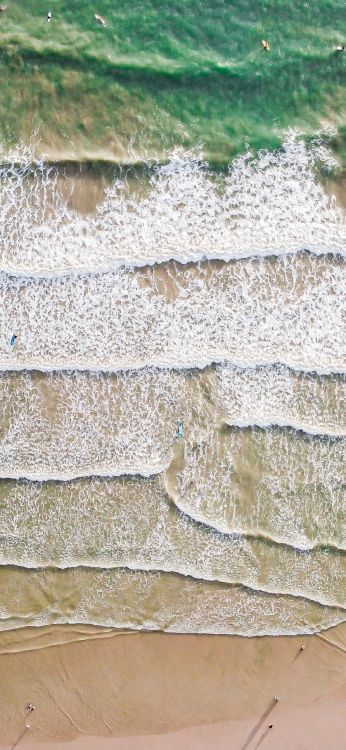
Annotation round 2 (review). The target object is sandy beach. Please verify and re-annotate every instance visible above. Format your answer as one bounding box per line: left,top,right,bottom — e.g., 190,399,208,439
0,623,345,750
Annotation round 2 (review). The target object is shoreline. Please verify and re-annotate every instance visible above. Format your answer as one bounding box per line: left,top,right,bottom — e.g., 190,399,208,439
0,623,345,749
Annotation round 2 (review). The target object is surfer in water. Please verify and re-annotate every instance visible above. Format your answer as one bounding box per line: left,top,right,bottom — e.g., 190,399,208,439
177,419,184,439
10,333,17,351
94,14,106,26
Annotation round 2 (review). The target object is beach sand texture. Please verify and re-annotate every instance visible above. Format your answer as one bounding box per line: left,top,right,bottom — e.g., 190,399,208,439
0,624,345,749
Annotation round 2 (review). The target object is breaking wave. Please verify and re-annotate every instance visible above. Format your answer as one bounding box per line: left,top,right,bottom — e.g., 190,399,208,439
0,135,345,637
0,567,344,636
1,254,345,375
0,367,345,481
0,477,345,606
0,137,345,278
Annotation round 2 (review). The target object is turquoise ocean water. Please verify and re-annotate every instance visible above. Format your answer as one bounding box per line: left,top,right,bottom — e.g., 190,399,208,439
0,0,346,161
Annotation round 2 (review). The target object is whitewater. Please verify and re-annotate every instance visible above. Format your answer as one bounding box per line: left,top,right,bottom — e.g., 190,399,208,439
0,476,345,607
0,367,345,481
0,137,345,278
0,254,345,374
0,135,345,636
0,567,345,636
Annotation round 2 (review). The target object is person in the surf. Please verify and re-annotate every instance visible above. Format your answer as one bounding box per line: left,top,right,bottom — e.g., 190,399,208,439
261,39,270,51
94,14,106,26
176,419,184,438
10,333,17,351
47,11,52,22
334,44,345,52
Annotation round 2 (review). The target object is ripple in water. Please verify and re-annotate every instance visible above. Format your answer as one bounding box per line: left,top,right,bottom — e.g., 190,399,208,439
0,566,344,636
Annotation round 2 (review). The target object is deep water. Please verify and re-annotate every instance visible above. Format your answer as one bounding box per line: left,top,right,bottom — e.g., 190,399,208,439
0,0,346,162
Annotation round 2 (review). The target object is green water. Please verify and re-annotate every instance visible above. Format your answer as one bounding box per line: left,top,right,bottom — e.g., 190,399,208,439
1,0,346,163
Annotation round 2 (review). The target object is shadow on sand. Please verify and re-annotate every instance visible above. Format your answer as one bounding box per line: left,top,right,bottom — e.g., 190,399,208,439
10,725,30,750
290,646,305,666
240,699,277,750
254,725,272,748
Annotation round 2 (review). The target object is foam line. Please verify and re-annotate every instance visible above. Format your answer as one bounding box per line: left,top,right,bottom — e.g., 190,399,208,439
0,253,345,374
0,137,345,277
0,567,344,636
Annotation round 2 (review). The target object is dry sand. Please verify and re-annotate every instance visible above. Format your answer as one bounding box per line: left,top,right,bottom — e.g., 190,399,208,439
0,623,345,750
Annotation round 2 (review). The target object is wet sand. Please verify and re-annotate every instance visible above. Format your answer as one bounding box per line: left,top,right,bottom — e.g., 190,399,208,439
0,624,345,749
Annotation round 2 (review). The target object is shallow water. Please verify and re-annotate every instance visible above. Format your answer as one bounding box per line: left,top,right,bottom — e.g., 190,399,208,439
0,136,345,636
0,366,345,481
0,140,345,277
0,475,345,607
0,566,345,636
1,253,345,374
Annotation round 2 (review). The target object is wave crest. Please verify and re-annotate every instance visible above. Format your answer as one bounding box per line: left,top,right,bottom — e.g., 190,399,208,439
0,366,344,482
0,566,344,636
1,254,345,374
0,136,345,277
0,473,345,607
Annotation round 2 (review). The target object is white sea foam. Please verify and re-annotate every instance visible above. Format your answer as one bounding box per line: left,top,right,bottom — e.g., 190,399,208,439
0,134,345,638
0,254,345,374
171,424,346,551
0,567,344,635
215,365,346,437
0,367,344,481
0,369,182,480
0,477,345,607
0,137,345,277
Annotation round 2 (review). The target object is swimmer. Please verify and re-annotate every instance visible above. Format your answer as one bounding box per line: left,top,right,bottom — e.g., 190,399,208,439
47,11,52,22
177,418,184,439
334,44,345,51
94,14,106,26
0,6,8,12
261,39,270,51
10,333,17,351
